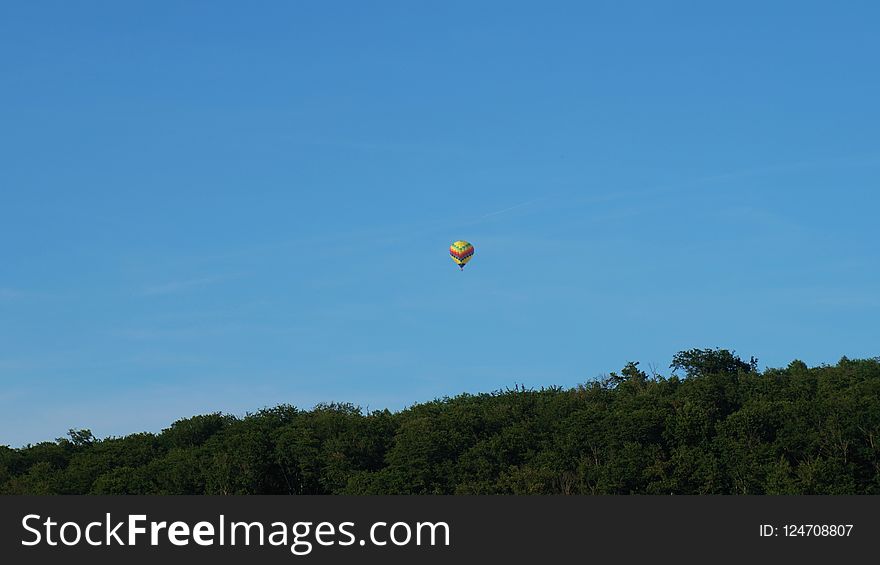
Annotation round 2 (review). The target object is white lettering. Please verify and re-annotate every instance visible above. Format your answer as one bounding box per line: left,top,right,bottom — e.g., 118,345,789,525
21,515,41,546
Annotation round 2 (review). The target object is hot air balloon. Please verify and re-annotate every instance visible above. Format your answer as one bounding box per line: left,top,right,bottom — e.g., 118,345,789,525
449,240,474,270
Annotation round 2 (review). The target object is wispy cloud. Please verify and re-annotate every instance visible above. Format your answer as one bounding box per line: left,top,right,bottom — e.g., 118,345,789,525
112,320,301,341
691,151,880,186
772,286,880,309
0,288,23,300
140,274,239,296
562,152,880,211
114,325,234,340
0,288,54,301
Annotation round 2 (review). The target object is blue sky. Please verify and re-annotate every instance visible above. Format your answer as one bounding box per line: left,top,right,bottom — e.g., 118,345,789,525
1,1,878,446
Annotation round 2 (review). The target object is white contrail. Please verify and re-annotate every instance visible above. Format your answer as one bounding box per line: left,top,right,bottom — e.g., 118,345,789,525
480,198,543,219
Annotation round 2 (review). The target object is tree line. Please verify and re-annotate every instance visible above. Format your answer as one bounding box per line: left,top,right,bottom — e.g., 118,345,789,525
2,349,878,494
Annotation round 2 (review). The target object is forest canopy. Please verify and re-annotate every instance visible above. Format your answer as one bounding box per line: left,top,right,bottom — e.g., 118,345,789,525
2,349,879,495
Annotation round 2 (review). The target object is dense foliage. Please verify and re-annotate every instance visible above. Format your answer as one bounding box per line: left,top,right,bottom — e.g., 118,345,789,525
2,350,879,494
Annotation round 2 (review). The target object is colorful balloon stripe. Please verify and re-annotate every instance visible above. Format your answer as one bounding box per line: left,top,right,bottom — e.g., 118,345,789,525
450,241,474,268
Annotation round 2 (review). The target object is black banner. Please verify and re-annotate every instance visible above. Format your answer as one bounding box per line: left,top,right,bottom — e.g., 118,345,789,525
1,496,875,563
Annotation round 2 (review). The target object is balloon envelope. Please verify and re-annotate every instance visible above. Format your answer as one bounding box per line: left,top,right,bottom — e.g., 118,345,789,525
450,240,474,269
